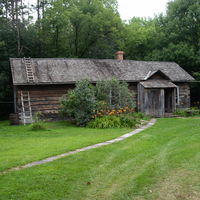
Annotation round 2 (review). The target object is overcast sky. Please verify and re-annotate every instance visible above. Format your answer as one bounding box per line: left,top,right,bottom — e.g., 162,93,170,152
26,0,171,22
117,0,171,21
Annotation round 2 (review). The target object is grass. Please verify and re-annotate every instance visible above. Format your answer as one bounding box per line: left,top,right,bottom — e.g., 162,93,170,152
0,120,134,172
1,117,200,199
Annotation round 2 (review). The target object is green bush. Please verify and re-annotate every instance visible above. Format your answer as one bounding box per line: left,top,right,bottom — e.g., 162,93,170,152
30,111,46,131
119,116,136,127
87,115,136,129
132,112,145,119
31,123,46,131
174,107,200,117
95,77,136,109
59,78,137,127
190,107,200,115
174,109,189,117
59,78,96,126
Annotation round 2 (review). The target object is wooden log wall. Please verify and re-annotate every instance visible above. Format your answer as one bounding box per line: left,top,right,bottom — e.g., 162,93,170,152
174,82,191,109
16,82,138,122
17,84,75,120
128,82,137,102
137,83,145,112
149,72,169,80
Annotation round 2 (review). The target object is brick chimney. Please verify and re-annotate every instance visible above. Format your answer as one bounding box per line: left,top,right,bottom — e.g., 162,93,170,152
116,51,124,60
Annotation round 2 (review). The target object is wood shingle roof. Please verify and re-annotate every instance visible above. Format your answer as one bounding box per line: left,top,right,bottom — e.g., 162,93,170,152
10,58,195,85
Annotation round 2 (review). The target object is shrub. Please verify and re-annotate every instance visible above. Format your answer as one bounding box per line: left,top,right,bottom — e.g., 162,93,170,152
174,109,189,117
119,116,136,127
95,77,136,109
59,78,96,126
132,112,145,119
87,115,136,129
190,107,200,115
59,77,137,127
30,111,46,131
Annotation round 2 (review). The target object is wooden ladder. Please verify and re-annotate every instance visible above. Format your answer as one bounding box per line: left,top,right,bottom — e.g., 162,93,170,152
24,57,35,83
21,91,32,125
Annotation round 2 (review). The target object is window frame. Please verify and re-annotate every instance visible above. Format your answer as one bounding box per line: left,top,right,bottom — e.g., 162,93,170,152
176,86,179,105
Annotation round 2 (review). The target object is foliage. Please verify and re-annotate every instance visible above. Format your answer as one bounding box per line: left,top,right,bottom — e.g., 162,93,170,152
190,107,200,115
95,77,136,109
87,108,148,129
42,0,122,58
30,111,46,131
132,111,145,119
174,107,200,117
174,109,189,117
120,17,156,60
87,115,136,129
191,72,200,104
145,0,200,72
59,78,95,126
59,78,136,127
87,106,137,128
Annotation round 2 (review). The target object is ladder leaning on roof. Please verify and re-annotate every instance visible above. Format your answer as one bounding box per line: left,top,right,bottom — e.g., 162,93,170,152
24,57,35,83
20,91,32,125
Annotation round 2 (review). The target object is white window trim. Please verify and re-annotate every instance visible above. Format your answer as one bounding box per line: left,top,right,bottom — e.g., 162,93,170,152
176,86,179,105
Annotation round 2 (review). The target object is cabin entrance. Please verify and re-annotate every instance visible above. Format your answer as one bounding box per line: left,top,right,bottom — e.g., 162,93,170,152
138,80,177,117
164,88,175,113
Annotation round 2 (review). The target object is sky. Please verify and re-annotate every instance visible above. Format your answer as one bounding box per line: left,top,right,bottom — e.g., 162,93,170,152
117,0,171,21
25,0,171,22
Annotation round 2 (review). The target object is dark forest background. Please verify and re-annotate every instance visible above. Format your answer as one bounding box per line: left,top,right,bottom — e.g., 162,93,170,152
0,0,200,119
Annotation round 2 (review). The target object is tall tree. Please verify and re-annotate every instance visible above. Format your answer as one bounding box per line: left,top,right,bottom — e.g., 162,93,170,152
120,17,156,60
145,0,200,103
146,0,200,73
42,0,122,58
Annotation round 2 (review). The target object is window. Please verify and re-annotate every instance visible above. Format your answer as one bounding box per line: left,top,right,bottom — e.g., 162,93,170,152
176,86,179,105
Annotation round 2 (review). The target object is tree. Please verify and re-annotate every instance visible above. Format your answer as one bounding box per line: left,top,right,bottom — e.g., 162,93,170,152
42,0,122,58
146,0,200,73
120,17,156,60
145,0,200,103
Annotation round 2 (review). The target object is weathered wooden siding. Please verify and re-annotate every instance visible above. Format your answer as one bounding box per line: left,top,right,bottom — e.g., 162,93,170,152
145,89,165,117
128,82,137,102
174,82,190,109
138,82,166,117
17,84,75,121
137,83,145,112
16,82,138,122
149,72,169,80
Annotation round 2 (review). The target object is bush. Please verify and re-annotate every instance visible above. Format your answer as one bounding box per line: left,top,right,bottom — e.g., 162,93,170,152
59,77,137,127
95,77,136,109
132,112,145,119
59,78,96,126
87,115,136,129
174,109,189,117
30,111,46,131
190,107,200,115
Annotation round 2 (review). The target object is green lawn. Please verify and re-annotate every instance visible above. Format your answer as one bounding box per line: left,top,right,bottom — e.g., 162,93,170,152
1,117,200,199
0,120,133,172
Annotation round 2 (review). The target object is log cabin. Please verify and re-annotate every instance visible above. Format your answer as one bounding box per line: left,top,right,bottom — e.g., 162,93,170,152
10,51,195,124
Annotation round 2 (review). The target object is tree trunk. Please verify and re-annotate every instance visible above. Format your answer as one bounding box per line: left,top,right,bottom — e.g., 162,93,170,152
15,0,20,56
37,0,40,22
11,0,15,28
56,26,59,57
